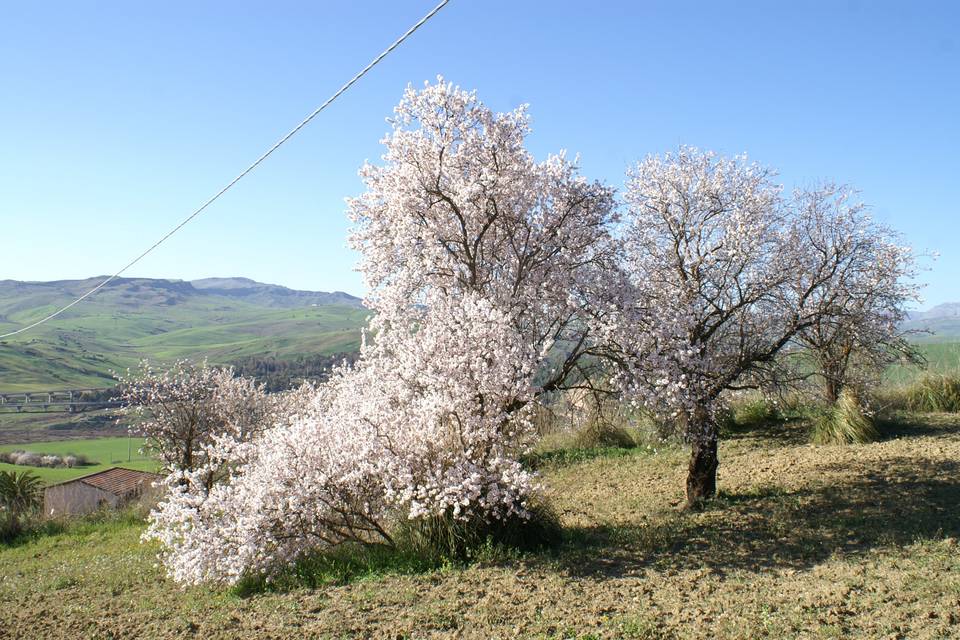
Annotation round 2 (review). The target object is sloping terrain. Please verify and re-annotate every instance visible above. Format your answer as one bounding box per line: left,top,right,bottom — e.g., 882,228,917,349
1,414,957,639
0,277,365,392
903,302,960,340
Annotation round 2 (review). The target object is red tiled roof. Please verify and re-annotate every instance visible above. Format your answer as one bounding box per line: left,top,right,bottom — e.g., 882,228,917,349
63,467,162,497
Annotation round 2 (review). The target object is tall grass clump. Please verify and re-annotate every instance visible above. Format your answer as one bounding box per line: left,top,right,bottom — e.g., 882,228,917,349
572,417,636,450
717,394,782,436
811,390,879,445
901,374,960,413
732,396,779,426
396,499,563,561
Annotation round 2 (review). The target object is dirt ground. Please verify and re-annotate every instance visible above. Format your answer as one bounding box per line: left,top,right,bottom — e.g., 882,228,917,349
1,413,959,639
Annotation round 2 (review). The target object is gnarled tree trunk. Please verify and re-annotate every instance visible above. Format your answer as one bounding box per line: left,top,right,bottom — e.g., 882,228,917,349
685,407,718,507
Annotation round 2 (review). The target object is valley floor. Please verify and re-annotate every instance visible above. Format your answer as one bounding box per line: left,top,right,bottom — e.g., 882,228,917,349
2,414,959,639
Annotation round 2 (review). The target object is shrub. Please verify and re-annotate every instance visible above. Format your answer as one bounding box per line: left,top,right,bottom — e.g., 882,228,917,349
396,499,562,561
572,419,636,450
731,396,779,427
811,390,879,445
40,455,61,468
0,470,42,544
0,470,42,513
0,451,86,469
12,452,40,467
902,374,960,413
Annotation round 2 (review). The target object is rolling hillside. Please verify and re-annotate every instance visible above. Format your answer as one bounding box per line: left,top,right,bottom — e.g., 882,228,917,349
0,277,366,392
903,302,960,340
1,278,956,393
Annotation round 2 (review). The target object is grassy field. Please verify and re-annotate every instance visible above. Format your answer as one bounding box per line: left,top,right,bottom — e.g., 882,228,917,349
0,437,156,484
883,340,960,385
0,303,366,392
1,413,958,638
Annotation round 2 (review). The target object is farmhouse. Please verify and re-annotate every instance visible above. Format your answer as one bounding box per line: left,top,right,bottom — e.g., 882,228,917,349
43,467,162,518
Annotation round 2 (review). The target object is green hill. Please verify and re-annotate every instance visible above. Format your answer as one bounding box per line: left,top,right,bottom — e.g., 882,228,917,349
0,277,366,392
902,302,960,341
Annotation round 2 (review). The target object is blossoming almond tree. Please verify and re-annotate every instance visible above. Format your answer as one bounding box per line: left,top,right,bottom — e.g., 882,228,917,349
147,298,554,584
613,148,862,505
346,78,618,519
145,79,616,584
118,359,274,487
348,78,618,386
789,183,922,403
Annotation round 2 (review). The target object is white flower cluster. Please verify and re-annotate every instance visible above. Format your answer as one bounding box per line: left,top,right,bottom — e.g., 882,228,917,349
145,79,615,585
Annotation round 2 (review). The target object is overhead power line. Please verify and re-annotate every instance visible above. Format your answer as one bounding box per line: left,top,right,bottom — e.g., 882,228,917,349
0,0,450,340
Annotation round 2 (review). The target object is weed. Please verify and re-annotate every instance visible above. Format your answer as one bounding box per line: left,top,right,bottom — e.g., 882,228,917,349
811,390,879,444
571,420,636,450
522,445,649,470
232,500,562,597
231,542,440,597
902,374,960,412
732,396,780,427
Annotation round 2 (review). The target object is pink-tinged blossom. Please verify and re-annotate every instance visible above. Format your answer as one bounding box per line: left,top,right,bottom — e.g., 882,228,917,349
607,147,910,504
144,78,615,585
790,183,923,402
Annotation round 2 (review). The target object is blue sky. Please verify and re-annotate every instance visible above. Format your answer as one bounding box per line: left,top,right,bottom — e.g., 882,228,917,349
1,1,957,308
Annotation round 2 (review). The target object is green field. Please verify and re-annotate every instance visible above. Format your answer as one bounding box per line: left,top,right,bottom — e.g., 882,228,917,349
882,341,960,385
0,437,157,484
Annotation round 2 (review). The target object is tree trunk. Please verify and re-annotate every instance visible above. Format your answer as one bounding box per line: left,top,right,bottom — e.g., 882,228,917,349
685,411,719,507
824,378,839,404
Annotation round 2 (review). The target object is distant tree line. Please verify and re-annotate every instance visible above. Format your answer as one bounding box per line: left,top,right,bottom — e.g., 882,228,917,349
82,353,358,400
229,353,359,392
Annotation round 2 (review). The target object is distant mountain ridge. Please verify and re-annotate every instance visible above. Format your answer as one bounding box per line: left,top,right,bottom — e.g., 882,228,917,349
908,302,960,322
190,277,362,307
903,302,960,340
0,277,363,311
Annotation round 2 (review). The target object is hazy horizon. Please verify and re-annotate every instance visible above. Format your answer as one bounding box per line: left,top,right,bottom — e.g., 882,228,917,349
5,273,959,313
